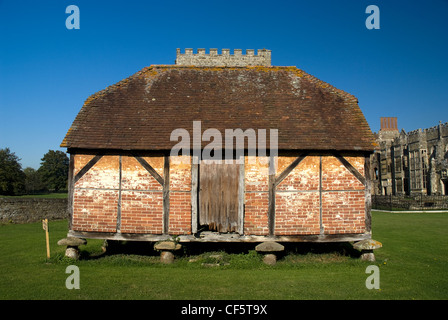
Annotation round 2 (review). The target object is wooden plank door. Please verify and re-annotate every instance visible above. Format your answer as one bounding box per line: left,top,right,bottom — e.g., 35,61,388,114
199,160,240,232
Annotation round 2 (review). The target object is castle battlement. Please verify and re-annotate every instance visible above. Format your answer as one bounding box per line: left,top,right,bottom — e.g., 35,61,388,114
425,125,439,132
408,128,422,136
406,121,448,138
175,48,271,67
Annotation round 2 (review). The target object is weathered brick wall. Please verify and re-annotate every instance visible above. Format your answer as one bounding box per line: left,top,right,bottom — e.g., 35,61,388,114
0,198,68,224
244,156,269,235
321,156,365,234
73,155,120,233
169,156,192,235
276,156,320,235
71,153,367,237
322,191,365,234
240,155,367,236
120,156,163,234
72,154,191,235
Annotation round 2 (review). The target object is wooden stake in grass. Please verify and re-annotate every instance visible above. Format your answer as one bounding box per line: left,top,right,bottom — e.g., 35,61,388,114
42,219,50,259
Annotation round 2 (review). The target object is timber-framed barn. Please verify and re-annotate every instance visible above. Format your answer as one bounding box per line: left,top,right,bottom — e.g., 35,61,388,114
61,48,377,245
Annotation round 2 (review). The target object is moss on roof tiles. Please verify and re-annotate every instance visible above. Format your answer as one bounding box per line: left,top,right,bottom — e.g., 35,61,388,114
61,65,375,151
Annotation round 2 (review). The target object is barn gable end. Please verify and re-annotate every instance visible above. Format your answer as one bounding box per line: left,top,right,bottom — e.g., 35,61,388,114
62,49,375,244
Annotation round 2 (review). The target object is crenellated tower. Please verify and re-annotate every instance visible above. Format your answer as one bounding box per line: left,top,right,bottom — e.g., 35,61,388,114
175,48,271,67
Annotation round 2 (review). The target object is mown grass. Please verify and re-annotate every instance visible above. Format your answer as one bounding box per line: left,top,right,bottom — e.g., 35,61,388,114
0,193,68,199
0,212,447,300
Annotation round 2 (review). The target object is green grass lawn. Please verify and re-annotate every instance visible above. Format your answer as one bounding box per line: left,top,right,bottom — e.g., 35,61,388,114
0,193,68,199
0,211,447,300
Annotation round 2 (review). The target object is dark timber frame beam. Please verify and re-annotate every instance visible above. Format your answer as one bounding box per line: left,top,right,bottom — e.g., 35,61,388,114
275,153,308,187
116,156,123,232
364,154,372,233
68,229,371,243
319,156,323,234
67,154,75,230
267,152,371,237
69,153,171,235
74,155,103,184
191,157,199,234
238,157,245,235
69,154,103,230
268,153,308,236
333,153,366,186
268,156,276,236
68,151,371,239
334,152,372,234
134,156,165,186
162,156,170,234
134,155,170,234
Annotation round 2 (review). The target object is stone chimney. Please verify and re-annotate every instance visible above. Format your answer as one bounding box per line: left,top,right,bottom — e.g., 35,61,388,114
175,48,271,67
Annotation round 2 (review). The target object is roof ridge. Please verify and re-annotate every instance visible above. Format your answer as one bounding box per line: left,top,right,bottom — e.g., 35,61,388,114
61,64,375,151
290,67,358,103
145,64,358,102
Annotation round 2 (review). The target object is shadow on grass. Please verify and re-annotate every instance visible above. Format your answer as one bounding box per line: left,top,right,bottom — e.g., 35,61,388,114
76,240,361,263
282,242,361,259
78,240,159,261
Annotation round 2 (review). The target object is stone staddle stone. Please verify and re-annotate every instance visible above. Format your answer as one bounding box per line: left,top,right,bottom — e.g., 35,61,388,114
263,254,277,266
353,239,382,262
160,251,174,264
353,239,382,251
256,242,284,265
57,237,87,247
65,247,80,260
154,241,182,251
255,241,284,253
360,251,376,262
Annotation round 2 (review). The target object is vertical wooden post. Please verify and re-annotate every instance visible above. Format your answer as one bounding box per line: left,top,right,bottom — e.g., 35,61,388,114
268,156,276,236
163,155,170,234
67,154,75,231
365,154,372,233
191,156,198,234
319,156,323,235
238,156,245,235
42,219,50,259
116,155,122,232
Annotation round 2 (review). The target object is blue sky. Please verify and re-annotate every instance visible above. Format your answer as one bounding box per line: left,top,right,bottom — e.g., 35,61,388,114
0,0,447,169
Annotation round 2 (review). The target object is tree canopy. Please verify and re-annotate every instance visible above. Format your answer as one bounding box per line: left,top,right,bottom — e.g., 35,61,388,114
38,150,69,192
0,148,70,195
23,167,46,194
0,148,26,195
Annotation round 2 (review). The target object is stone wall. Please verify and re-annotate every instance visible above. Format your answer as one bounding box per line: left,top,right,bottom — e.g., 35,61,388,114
372,195,448,210
175,48,271,67
0,198,68,224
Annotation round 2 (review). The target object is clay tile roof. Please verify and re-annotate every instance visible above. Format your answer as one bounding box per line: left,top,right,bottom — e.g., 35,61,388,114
61,65,375,152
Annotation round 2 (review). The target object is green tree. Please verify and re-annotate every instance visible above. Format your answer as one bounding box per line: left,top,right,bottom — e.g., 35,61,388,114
38,150,69,192
0,148,25,195
24,167,46,194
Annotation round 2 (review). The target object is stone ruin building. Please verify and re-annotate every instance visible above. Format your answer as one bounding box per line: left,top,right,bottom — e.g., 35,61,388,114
371,117,448,196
